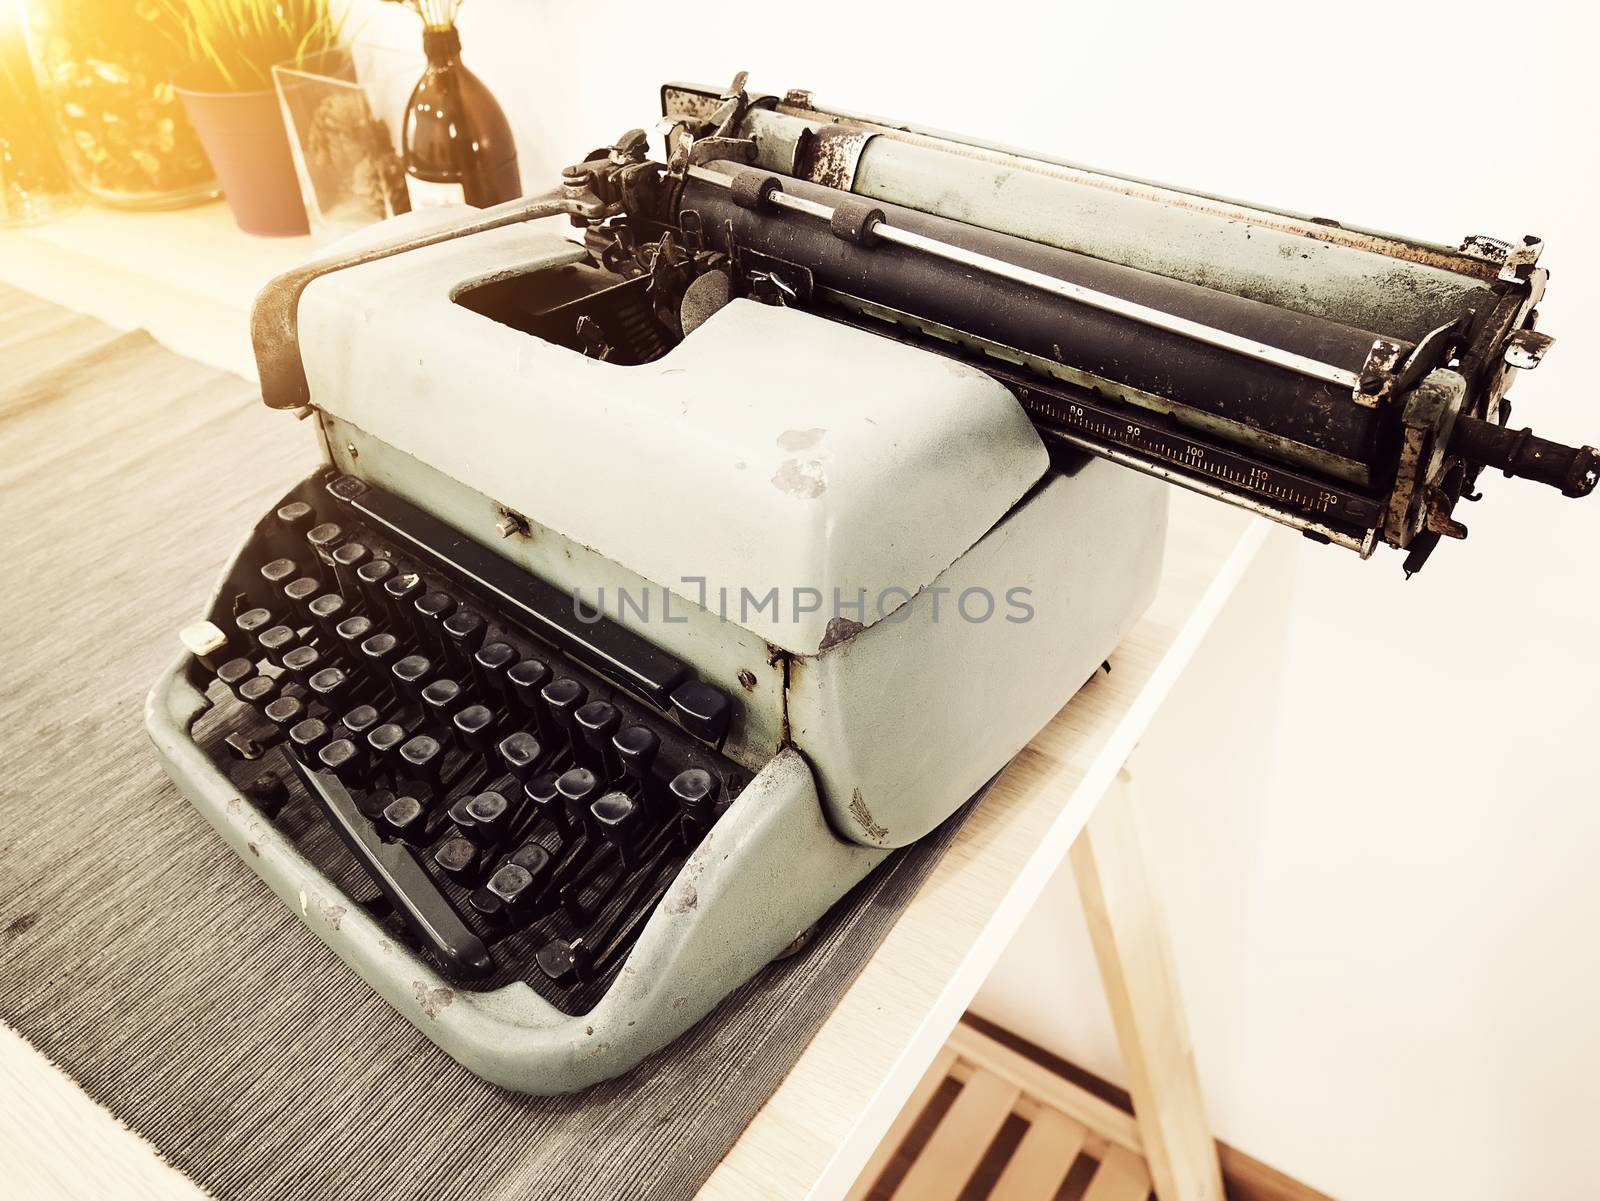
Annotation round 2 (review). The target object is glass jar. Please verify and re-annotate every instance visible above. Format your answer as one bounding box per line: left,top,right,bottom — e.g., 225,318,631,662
1,24,77,225
20,0,218,208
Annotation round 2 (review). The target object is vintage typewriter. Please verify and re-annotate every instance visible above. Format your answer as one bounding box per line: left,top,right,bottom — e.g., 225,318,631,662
146,75,1596,1093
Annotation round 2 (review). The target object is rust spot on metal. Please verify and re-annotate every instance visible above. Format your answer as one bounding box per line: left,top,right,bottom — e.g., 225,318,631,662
818,617,865,652
771,458,826,499
848,788,889,841
737,668,758,691
793,123,875,190
585,1025,594,1036
412,981,455,1019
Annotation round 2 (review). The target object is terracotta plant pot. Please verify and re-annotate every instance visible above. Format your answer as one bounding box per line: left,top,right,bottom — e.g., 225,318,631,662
176,74,309,237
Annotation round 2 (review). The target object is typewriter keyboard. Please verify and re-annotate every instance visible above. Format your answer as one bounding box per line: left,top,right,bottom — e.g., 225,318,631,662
185,473,749,1014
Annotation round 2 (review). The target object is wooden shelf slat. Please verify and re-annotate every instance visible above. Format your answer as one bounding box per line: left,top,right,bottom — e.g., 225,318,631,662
890,1069,1020,1201
1081,1145,1153,1201
843,1047,958,1201
989,1107,1088,1201
948,1023,1143,1154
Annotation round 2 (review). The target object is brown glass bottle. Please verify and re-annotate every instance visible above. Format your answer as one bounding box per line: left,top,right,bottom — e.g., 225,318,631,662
402,26,521,209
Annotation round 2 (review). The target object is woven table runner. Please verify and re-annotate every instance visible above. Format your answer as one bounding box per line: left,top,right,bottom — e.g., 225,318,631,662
0,284,978,1201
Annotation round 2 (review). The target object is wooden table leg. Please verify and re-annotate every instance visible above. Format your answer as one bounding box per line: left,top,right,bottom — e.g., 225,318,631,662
1070,768,1225,1201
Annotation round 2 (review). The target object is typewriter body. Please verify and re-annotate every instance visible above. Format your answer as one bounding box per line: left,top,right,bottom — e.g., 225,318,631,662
147,75,1595,1094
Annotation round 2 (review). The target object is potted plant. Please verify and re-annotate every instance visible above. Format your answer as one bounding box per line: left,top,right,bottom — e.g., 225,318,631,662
167,0,345,236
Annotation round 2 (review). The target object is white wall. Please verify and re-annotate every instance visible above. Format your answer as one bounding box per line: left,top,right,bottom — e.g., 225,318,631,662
356,3,1600,1196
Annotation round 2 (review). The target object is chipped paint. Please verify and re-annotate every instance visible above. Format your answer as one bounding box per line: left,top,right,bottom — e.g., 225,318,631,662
412,981,455,1018
777,427,826,451
848,788,889,841
771,458,826,499
246,840,260,857
673,995,688,1009
319,900,347,931
737,668,758,691
666,883,699,915
818,617,865,653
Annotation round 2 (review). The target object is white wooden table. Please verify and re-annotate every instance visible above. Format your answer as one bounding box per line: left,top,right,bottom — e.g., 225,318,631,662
0,201,1268,1201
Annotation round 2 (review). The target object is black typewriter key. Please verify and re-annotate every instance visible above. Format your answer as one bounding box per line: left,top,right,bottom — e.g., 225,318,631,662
398,734,445,797
498,731,543,784
284,576,322,623
334,615,374,653
238,673,279,710
433,835,481,884
305,521,345,567
288,717,331,764
468,884,507,927
464,790,513,842
574,701,623,779
507,659,554,736
523,771,563,830
244,770,289,818
391,654,433,706
318,737,369,788
591,791,643,869
381,794,428,842
421,678,464,734
413,589,457,650
329,540,370,600
670,767,720,841
454,704,500,773
487,855,546,923
308,593,347,643
613,725,660,799
509,840,555,876
383,571,425,631
259,557,298,598
668,680,733,748
280,643,320,683
308,666,353,708
441,609,486,670
259,625,299,667
215,656,256,699
472,641,518,702
541,677,588,751
359,632,400,682
355,557,396,613
447,795,480,838
536,937,592,987
556,767,601,838
501,844,555,911
235,606,274,646
275,500,315,538
368,721,408,781
341,703,381,740
264,694,305,735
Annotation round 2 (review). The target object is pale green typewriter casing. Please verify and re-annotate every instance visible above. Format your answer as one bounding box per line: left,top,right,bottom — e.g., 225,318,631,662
147,130,1169,1096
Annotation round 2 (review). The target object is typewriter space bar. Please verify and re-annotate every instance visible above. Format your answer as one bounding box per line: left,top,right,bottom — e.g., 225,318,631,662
295,765,494,979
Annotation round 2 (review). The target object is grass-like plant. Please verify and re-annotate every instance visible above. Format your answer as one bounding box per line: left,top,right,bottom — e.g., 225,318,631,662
164,0,346,92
